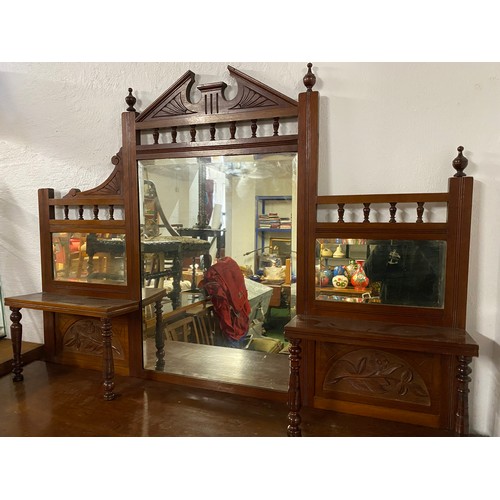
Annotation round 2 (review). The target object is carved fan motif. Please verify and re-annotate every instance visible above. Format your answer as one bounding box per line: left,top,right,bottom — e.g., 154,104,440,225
152,92,196,118
230,88,277,109
63,319,124,359
323,348,430,405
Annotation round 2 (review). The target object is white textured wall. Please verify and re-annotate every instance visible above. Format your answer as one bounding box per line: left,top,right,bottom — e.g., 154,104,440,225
1,62,499,436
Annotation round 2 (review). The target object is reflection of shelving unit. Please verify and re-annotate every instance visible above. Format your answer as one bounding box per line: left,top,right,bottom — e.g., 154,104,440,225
254,195,291,271
316,241,372,302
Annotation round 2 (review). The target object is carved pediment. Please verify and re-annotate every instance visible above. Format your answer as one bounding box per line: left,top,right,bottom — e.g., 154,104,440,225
136,66,298,123
62,150,123,199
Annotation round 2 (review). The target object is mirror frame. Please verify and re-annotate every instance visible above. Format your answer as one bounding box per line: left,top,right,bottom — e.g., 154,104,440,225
119,65,315,394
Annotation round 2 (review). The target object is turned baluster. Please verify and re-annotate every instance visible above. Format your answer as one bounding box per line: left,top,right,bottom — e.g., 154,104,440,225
209,123,216,141
63,205,69,220
455,355,473,436
171,253,182,310
171,126,178,144
416,202,425,223
9,308,23,382
101,318,115,401
337,203,345,223
389,202,397,223
363,203,371,223
273,117,280,136
190,125,196,142
78,205,84,220
109,205,115,220
230,121,236,139
287,338,302,437
93,205,99,220
153,128,160,144
251,119,257,138
155,299,165,371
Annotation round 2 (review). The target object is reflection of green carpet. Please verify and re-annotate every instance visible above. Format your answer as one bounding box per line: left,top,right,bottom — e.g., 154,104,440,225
264,308,291,343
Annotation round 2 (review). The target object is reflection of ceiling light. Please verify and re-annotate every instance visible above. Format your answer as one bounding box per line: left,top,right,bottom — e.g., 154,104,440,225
142,153,295,180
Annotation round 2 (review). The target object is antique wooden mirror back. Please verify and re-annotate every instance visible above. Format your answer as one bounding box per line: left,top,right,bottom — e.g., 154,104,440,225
116,65,317,399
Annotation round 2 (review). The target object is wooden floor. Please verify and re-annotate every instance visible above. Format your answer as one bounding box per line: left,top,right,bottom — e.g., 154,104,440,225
0,358,457,437
0,338,44,377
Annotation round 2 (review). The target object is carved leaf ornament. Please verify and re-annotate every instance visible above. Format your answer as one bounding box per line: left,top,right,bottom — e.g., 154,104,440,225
323,349,430,404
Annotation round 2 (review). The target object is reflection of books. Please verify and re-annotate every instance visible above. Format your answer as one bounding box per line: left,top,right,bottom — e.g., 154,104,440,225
258,212,291,229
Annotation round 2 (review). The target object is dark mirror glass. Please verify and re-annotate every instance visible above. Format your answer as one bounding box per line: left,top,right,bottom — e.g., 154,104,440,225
315,238,446,308
52,232,127,285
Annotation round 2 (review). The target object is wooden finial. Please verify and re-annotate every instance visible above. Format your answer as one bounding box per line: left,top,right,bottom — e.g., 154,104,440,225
303,63,316,92
452,146,468,177
125,87,136,112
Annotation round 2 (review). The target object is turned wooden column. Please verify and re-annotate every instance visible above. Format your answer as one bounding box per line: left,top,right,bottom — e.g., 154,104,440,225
287,337,302,436
9,307,24,382
101,317,115,401
455,355,473,436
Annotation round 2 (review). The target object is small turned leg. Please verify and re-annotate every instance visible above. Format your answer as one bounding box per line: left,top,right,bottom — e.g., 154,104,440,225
154,298,165,371
10,307,24,382
287,338,302,437
455,355,473,436
171,253,182,309
100,317,115,401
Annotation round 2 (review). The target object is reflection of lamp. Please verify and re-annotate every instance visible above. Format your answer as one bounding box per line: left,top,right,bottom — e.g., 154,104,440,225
194,158,211,229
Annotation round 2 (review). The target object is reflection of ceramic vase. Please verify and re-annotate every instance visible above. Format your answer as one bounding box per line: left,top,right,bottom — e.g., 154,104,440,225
333,265,346,277
351,260,369,290
332,274,348,288
320,246,333,258
345,259,358,280
320,268,333,286
333,244,345,258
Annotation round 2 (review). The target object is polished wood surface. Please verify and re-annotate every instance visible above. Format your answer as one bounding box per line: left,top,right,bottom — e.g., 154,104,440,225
4,292,139,399
0,360,456,437
4,292,138,317
0,339,43,377
143,339,289,393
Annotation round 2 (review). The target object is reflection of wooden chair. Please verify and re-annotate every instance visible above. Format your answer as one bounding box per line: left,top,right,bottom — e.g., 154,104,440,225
188,306,216,346
165,316,195,342
164,308,216,346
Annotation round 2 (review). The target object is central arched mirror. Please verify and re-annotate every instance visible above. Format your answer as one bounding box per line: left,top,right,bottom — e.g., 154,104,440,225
125,66,304,396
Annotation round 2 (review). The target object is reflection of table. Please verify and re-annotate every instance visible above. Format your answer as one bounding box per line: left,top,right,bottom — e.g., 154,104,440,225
3,292,138,400
85,234,126,282
142,236,211,308
142,288,167,370
315,286,373,303
178,227,225,259
86,235,210,309
150,292,210,371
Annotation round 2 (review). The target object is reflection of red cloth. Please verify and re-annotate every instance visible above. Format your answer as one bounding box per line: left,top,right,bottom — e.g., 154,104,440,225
69,238,81,253
200,256,250,341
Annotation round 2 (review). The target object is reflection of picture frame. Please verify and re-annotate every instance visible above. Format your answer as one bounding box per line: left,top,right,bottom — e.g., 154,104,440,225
270,238,291,259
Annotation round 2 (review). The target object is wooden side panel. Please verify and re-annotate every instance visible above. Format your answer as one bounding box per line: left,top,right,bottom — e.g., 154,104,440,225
48,313,131,376
313,341,454,429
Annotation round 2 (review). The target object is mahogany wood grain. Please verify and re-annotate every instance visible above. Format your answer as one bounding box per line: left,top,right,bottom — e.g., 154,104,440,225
0,360,458,436
4,293,138,399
